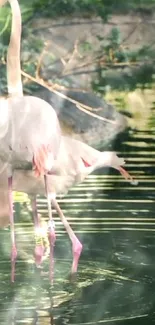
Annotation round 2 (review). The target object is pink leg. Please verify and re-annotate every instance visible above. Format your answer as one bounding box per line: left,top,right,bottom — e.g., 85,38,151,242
44,176,56,282
52,198,83,274
48,220,56,283
8,176,17,282
30,196,45,267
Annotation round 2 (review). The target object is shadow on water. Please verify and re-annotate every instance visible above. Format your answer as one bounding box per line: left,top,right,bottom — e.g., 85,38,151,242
0,93,155,324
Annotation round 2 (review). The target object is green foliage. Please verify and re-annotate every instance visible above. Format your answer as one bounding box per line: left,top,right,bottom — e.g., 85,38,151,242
32,0,155,17
0,0,155,28
32,0,109,20
23,61,36,75
93,63,155,95
79,41,93,53
92,26,155,94
97,27,155,66
108,27,121,46
0,0,155,97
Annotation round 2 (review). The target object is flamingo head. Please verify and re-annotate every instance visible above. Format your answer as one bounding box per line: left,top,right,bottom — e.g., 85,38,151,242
100,151,138,185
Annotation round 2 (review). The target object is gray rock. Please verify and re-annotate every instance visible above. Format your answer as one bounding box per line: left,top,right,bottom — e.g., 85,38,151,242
35,87,127,148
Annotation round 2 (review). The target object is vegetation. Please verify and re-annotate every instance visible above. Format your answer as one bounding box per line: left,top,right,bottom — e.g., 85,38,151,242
25,0,155,18
0,0,155,97
92,27,155,94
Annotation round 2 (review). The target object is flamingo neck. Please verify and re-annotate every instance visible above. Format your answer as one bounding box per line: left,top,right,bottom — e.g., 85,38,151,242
93,151,114,170
7,0,23,96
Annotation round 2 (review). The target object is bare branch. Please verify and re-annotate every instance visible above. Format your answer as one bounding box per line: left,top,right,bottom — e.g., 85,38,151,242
21,69,117,124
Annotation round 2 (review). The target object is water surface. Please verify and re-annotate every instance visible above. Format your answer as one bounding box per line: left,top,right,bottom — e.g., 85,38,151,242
0,103,155,325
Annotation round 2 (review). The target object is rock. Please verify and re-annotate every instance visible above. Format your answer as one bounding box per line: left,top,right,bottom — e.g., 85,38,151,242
34,87,127,148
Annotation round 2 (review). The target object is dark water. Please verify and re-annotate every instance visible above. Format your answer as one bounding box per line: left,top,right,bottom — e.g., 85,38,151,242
0,108,155,324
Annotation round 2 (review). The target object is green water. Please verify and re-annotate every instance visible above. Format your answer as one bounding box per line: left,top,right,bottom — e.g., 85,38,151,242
0,100,155,325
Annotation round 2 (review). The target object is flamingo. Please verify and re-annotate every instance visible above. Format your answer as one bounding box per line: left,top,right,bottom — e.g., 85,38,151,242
0,0,61,282
0,0,129,283
0,136,136,280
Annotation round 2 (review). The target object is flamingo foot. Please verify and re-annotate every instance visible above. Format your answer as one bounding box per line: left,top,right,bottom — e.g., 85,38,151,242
71,239,83,274
34,245,45,266
48,221,56,283
11,245,17,282
50,198,83,275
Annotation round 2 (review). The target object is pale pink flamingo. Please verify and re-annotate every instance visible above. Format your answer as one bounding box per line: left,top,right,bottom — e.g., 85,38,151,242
0,0,61,281
0,136,136,280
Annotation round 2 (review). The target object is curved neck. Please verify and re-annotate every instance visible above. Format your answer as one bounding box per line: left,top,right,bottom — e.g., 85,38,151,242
7,0,23,96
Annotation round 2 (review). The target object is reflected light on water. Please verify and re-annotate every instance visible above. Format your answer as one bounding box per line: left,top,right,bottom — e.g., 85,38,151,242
0,89,155,324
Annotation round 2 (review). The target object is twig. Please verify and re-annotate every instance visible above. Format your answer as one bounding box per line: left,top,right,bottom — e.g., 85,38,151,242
60,57,67,66
122,23,140,45
36,41,50,79
76,104,115,123
62,39,80,75
62,59,142,76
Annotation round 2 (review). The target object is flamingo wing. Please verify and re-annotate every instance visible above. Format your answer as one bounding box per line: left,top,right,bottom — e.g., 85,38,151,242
6,96,61,175
63,136,100,168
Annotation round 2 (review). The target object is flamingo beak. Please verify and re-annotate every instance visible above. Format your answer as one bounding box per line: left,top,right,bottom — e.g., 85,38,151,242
118,166,138,186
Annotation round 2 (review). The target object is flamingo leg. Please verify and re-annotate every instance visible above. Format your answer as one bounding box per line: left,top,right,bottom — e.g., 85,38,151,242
51,197,83,274
30,196,45,267
8,176,17,282
44,176,56,282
